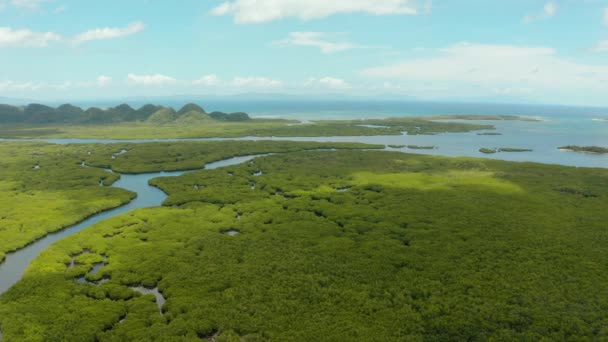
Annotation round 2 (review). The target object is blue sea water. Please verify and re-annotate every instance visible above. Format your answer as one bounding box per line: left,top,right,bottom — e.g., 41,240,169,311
163,99,608,121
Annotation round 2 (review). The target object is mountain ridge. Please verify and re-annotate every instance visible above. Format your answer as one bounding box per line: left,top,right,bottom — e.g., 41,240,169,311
0,103,251,125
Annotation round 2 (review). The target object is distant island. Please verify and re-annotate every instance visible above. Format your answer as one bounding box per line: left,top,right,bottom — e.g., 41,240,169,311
0,104,497,140
480,147,533,154
386,144,437,149
427,115,540,122
591,118,608,122
0,103,251,125
559,146,608,154
407,145,436,150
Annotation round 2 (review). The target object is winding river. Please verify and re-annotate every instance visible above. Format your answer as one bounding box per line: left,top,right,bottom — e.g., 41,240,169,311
0,154,264,294
1,117,607,294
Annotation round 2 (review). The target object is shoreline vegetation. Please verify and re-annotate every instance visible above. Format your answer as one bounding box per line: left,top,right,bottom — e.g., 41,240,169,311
1,150,607,340
0,141,382,262
480,147,534,154
426,114,541,121
387,145,436,149
0,103,497,139
559,145,608,154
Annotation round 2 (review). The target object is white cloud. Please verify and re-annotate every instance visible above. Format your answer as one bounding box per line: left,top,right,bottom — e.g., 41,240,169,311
0,27,61,47
53,5,66,13
524,1,557,23
127,73,176,86
232,76,283,88
73,21,144,45
276,32,359,54
211,0,417,24
193,74,221,86
603,8,608,26
544,2,557,16
0,80,43,91
592,40,608,52
305,77,352,89
97,75,112,87
362,42,608,93
10,0,44,9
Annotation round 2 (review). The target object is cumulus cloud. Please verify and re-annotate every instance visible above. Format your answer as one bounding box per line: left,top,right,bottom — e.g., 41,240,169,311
193,74,221,86
97,75,112,87
276,32,360,54
232,76,283,88
592,40,608,52
211,0,417,24
127,73,176,86
362,42,608,92
524,1,557,23
73,21,144,45
305,77,352,89
0,27,61,47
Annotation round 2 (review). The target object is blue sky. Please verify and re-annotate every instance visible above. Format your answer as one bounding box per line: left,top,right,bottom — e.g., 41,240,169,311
1,0,608,106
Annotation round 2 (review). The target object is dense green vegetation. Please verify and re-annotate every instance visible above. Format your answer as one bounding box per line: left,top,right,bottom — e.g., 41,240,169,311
427,115,539,121
0,103,251,125
498,148,533,152
479,147,497,154
559,145,608,154
320,117,494,136
0,105,494,139
479,147,533,154
0,143,134,263
406,145,435,150
2,150,607,340
0,141,380,262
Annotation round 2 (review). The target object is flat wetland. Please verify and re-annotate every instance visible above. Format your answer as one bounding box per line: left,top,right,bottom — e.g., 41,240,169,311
0,112,607,340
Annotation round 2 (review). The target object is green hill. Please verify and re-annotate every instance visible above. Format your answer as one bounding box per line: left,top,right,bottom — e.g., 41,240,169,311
177,103,206,116
147,108,178,124
174,110,214,125
0,102,250,125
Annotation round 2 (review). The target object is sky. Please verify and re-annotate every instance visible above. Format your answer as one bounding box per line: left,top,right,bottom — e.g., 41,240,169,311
1,0,608,106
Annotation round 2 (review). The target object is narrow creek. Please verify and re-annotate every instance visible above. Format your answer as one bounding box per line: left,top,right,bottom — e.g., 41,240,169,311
0,154,264,294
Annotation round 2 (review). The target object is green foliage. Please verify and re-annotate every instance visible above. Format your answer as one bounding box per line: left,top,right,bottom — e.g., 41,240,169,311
0,143,134,262
0,141,380,262
479,147,497,154
177,103,206,115
0,103,493,139
480,147,533,154
0,103,234,126
498,148,533,152
559,145,608,154
146,108,177,125
407,145,435,149
427,115,539,121
210,111,251,122
2,151,607,340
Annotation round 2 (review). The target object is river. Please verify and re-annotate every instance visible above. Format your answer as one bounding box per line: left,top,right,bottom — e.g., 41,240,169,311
0,154,263,294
